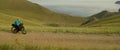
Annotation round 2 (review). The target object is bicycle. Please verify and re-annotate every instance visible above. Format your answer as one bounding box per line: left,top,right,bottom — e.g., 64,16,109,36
11,23,27,34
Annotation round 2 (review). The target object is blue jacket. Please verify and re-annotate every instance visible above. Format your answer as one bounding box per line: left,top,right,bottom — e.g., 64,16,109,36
14,19,21,26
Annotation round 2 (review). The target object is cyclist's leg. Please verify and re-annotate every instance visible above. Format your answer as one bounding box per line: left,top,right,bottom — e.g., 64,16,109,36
14,25,19,32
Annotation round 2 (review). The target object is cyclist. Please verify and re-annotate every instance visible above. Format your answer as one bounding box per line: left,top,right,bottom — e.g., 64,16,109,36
13,19,22,30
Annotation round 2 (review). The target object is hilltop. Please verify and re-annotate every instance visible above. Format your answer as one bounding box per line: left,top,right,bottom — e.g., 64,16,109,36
0,0,84,27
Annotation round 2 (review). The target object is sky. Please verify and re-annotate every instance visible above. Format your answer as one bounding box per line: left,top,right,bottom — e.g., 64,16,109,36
28,0,119,17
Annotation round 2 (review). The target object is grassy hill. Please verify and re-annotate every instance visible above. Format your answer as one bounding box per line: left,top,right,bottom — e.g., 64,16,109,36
86,13,120,27
81,10,120,27
0,0,119,34
0,0,84,27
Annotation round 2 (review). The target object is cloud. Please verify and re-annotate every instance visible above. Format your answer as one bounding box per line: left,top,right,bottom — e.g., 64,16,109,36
28,0,119,17
28,0,115,5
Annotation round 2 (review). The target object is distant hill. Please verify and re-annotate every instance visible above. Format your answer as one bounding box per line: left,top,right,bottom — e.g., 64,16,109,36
90,10,119,19
81,10,120,27
115,1,120,4
0,0,84,27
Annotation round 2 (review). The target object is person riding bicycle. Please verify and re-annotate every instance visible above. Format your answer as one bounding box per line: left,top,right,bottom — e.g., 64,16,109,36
13,19,22,30
11,19,26,34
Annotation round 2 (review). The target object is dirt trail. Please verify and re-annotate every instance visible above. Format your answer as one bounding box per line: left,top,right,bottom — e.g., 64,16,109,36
0,31,120,48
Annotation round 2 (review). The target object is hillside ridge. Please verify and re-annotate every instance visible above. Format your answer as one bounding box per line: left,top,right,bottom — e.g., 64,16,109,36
81,10,120,27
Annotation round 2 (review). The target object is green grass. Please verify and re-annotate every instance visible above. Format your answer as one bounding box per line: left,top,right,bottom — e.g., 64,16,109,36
1,25,120,34
26,26,120,34
24,45,71,50
0,44,119,50
0,44,14,50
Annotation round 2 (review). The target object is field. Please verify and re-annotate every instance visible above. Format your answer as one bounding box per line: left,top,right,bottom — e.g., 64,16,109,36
1,25,120,34
0,12,120,50
0,31,120,50
0,26,120,50
0,0,120,50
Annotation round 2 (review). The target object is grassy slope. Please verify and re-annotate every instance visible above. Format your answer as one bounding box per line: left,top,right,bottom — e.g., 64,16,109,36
0,0,84,27
0,0,119,34
86,13,120,27
0,12,40,26
81,10,120,27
